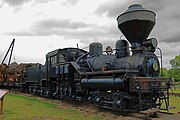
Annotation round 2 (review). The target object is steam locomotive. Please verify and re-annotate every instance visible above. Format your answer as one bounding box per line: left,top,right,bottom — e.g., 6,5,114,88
1,4,173,112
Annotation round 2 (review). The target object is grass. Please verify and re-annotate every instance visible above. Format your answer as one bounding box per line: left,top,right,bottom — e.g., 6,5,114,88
172,87,180,93
0,94,104,120
160,96,180,113
0,92,179,119
160,87,180,113
169,96,180,113
175,82,180,86
169,88,180,113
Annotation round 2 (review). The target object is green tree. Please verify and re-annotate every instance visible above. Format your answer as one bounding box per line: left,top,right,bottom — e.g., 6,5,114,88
160,68,169,77
168,55,180,82
168,68,180,82
170,55,180,68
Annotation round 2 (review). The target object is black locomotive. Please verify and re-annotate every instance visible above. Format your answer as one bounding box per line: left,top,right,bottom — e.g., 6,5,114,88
2,4,173,112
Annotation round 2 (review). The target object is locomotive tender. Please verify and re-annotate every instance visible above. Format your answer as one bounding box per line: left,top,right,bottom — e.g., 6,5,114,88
14,4,173,112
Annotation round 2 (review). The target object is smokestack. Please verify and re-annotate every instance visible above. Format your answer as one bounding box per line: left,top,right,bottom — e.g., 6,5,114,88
117,4,156,51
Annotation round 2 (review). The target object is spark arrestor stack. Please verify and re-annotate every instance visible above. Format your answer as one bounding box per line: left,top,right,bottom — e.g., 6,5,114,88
117,4,156,51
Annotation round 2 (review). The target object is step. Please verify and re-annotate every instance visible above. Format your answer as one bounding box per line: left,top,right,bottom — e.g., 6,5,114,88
75,96,82,101
159,96,169,99
160,106,176,110
139,108,159,115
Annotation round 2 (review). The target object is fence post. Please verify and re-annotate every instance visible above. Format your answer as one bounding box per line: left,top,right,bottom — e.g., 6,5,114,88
0,90,8,115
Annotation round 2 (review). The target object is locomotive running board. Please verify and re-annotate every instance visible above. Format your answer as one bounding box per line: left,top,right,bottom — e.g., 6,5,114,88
81,69,139,76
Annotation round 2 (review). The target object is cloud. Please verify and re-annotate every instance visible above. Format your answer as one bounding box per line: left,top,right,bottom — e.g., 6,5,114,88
0,1,3,8
6,18,119,39
62,0,79,6
139,0,167,12
157,42,180,69
36,0,56,4
94,0,169,18
5,17,121,51
2,0,31,6
94,0,129,18
94,0,180,69
2,0,180,69
161,33,180,43
0,0,80,9
6,18,90,36
148,0,180,44
1,0,58,6
34,19,89,30
5,0,180,45
94,0,180,42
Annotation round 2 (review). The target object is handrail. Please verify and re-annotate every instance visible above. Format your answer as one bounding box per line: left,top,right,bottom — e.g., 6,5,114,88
156,47,163,77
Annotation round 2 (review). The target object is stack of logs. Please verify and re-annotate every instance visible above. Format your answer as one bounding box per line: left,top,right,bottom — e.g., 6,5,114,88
0,62,39,83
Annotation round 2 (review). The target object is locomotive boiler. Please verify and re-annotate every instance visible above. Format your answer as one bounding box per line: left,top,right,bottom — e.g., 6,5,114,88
80,4,160,90
74,4,172,111
1,4,172,112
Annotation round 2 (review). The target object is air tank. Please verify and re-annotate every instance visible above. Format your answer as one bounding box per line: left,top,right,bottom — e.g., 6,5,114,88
115,40,130,58
89,42,103,56
117,4,156,50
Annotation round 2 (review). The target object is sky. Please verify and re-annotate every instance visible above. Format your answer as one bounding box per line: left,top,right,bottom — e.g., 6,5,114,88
0,0,179,69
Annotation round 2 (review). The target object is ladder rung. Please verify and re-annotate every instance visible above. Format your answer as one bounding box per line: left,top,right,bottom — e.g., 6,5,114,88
159,96,169,99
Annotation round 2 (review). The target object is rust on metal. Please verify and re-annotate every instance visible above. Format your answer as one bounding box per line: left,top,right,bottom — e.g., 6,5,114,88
130,77,172,92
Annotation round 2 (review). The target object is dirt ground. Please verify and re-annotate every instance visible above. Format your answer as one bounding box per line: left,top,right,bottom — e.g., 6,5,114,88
11,91,180,120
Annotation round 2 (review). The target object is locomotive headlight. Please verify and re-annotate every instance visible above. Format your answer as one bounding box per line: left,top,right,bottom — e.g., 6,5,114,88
152,62,158,71
151,38,158,48
143,38,158,48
